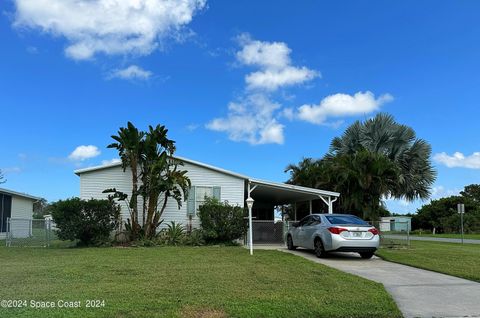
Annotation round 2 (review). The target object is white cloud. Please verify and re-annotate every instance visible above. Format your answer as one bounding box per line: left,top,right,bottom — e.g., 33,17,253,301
69,145,100,161
236,34,318,91
101,158,121,165
110,65,152,80
13,0,206,60
1,167,22,174
206,94,284,145
434,151,480,169
297,91,394,125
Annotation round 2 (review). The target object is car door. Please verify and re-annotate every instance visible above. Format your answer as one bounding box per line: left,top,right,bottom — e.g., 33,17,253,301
302,215,321,249
295,216,312,248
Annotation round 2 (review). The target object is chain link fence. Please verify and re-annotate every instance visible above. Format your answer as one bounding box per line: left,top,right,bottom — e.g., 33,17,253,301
5,218,56,247
372,221,411,248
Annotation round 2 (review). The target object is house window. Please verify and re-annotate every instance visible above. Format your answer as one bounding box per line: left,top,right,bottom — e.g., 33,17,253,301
187,186,221,216
195,186,214,212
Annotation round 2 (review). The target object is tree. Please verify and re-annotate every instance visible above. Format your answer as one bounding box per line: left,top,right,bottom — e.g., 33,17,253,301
106,123,191,240
286,113,436,220
460,184,480,203
107,122,144,237
330,113,436,201
322,150,398,220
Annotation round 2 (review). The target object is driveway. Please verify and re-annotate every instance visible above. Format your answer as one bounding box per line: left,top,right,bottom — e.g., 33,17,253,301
384,234,480,244
282,248,480,318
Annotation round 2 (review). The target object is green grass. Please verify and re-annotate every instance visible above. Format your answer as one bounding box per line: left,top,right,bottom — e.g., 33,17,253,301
0,246,401,318
377,240,480,282
410,233,480,240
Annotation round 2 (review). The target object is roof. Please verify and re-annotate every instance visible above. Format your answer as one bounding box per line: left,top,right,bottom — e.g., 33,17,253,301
74,155,249,180
74,156,339,199
0,187,41,201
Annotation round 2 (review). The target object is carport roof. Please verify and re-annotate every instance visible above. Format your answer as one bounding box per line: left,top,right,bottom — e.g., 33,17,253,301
248,178,339,205
0,187,41,201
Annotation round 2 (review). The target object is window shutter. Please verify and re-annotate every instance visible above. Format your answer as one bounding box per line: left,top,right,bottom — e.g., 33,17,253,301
187,186,196,216
213,186,221,200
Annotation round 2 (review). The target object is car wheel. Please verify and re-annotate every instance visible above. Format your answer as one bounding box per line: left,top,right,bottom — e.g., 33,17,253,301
359,252,374,259
314,238,327,258
287,235,296,250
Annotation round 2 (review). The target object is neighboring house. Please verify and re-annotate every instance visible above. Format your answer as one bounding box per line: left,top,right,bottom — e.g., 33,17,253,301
75,156,340,235
380,216,412,232
0,187,40,238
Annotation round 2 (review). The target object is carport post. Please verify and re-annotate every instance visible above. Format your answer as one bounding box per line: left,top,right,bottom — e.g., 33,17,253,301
309,200,312,214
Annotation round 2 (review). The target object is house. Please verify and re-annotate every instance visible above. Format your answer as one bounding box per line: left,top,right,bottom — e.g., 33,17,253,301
74,156,340,243
0,187,40,238
379,216,412,232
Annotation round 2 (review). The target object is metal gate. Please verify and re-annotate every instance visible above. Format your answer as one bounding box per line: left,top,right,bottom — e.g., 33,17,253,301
5,218,54,247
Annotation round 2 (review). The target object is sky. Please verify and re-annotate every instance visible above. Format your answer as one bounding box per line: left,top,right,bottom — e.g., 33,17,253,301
1,0,480,214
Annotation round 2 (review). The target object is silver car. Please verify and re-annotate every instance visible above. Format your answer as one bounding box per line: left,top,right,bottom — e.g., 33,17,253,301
286,214,380,259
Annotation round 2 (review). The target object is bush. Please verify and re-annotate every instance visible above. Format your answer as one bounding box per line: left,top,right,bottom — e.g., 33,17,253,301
182,229,205,246
50,197,121,246
198,197,246,244
157,221,186,246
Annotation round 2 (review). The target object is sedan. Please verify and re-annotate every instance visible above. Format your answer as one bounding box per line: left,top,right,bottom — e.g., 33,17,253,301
286,214,379,259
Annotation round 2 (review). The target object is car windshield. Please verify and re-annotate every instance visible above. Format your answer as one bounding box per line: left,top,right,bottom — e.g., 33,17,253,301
325,215,368,225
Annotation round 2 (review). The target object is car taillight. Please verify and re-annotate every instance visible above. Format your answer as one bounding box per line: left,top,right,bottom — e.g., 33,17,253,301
368,228,379,235
328,227,348,235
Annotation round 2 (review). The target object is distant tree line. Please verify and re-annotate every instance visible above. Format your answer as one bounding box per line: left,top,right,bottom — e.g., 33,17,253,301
412,184,480,233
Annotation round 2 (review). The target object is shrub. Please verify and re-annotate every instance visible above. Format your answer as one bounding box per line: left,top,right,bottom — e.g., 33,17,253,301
198,197,246,244
182,229,205,246
158,221,186,246
50,197,121,246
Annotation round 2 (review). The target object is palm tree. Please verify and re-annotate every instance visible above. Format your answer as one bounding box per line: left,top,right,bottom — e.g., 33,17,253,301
108,122,144,237
323,150,399,220
330,113,436,201
285,158,322,188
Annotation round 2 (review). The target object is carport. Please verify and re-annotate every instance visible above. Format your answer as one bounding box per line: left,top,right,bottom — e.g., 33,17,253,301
245,178,340,254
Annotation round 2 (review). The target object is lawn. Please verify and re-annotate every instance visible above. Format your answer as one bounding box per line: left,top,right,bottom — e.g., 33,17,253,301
0,246,401,318
410,233,480,240
377,240,480,282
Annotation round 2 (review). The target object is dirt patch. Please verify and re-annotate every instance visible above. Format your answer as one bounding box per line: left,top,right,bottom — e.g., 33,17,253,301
180,306,228,318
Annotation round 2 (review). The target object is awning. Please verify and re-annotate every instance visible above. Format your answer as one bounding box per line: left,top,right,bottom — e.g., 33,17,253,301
247,178,339,205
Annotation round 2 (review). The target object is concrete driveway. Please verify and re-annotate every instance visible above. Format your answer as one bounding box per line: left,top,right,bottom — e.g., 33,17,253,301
282,248,480,318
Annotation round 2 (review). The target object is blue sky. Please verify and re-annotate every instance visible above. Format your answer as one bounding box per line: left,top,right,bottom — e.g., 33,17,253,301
1,1,479,213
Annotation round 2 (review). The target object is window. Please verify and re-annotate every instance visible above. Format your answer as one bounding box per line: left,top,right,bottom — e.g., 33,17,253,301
325,215,368,225
187,186,221,216
195,186,214,212
298,216,312,227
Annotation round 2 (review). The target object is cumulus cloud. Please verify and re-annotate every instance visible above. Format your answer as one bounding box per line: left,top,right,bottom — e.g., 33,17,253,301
297,91,394,125
109,65,152,80
69,145,100,161
236,34,318,91
13,0,206,60
206,94,284,145
434,152,480,169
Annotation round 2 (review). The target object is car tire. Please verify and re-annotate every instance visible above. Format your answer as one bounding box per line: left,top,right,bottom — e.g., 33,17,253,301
359,252,374,259
287,235,296,250
314,238,327,258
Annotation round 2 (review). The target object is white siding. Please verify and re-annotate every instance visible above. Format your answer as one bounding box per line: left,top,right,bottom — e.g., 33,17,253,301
79,162,245,229
11,196,34,219
9,196,35,238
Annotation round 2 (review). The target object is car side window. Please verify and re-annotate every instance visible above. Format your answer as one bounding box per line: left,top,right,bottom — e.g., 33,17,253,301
298,216,311,227
311,215,321,225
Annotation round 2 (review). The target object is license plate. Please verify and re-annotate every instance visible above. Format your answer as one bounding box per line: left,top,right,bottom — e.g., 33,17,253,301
352,232,362,237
